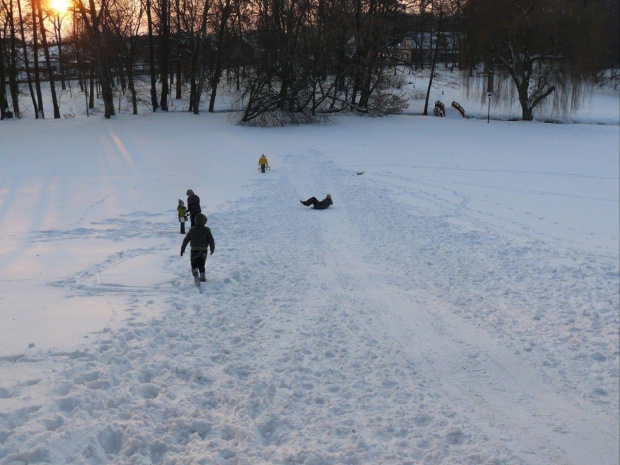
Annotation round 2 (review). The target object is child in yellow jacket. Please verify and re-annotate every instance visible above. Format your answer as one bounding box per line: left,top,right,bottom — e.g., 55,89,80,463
258,154,269,173
177,199,189,234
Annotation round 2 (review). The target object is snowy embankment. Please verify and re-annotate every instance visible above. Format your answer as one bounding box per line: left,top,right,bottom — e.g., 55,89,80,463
0,111,618,464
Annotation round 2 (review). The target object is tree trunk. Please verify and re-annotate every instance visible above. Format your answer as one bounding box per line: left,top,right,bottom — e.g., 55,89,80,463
7,0,20,116
98,73,116,119
53,14,67,90
194,60,205,115
418,31,424,70
17,0,38,117
189,39,198,113
423,44,439,115
128,47,138,115
190,3,209,114
173,0,182,100
0,34,11,119
517,80,534,121
37,0,61,119
176,58,182,99
80,0,115,118
159,0,170,110
31,0,45,118
89,61,95,108
146,0,158,112
423,8,442,116
209,0,232,113
351,0,362,107
357,57,374,109
73,11,85,92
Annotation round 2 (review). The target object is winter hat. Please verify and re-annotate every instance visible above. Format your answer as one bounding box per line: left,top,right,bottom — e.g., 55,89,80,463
195,213,208,226
178,199,184,206
186,189,194,196
326,194,331,199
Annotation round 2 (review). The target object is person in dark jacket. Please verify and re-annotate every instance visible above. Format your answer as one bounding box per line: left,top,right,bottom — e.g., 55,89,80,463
180,213,215,286
186,189,202,227
300,194,333,210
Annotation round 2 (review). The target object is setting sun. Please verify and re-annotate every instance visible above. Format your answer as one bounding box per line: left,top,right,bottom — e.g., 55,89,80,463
49,0,70,14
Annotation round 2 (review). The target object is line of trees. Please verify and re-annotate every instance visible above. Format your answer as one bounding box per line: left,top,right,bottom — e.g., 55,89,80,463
0,0,618,123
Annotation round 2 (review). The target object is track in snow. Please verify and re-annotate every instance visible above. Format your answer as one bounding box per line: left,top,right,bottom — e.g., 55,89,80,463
1,151,617,465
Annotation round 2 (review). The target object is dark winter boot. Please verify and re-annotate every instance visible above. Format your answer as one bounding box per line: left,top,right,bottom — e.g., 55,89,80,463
200,272,206,282
300,200,309,206
193,268,200,287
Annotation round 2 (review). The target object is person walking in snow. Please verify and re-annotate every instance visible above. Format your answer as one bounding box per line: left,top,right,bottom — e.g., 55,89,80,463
258,154,269,173
177,199,189,234
186,189,202,227
180,213,215,287
300,194,333,210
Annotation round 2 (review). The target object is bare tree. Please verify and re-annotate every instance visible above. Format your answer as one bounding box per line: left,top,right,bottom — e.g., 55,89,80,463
190,0,209,114
49,4,69,90
0,17,10,119
598,0,619,85
423,0,442,115
16,0,39,116
236,0,410,124
172,0,183,99
31,0,45,117
238,0,314,123
208,0,232,112
158,0,170,109
145,0,158,111
462,0,604,121
74,0,116,118
36,0,61,118
0,0,20,116
440,0,463,72
173,0,210,113
105,0,143,114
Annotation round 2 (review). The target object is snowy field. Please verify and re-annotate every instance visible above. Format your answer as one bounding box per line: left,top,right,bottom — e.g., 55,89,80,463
0,78,619,465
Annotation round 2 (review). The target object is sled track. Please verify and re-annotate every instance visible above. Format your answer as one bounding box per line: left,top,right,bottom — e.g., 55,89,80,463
0,151,617,465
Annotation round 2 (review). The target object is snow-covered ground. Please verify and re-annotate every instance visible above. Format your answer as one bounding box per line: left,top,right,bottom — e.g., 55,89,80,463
0,78,618,464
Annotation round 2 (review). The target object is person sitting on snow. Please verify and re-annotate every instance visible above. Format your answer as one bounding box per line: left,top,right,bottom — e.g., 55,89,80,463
300,194,333,210
180,213,215,287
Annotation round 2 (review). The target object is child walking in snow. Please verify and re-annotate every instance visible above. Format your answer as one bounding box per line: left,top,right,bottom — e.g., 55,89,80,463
177,199,189,234
258,154,269,173
186,189,202,227
180,213,215,287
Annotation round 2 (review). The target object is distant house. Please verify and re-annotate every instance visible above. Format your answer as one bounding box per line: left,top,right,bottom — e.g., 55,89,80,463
398,37,420,64
0,40,66,80
398,32,459,66
398,35,433,65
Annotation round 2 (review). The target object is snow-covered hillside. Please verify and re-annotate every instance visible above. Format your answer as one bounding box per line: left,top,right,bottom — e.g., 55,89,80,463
0,82,618,464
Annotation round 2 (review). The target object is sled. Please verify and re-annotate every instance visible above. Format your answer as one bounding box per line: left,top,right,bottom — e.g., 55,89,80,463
451,101,465,117
434,101,445,117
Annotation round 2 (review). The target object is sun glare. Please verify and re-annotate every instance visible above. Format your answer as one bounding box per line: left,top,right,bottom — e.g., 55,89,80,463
49,0,70,14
